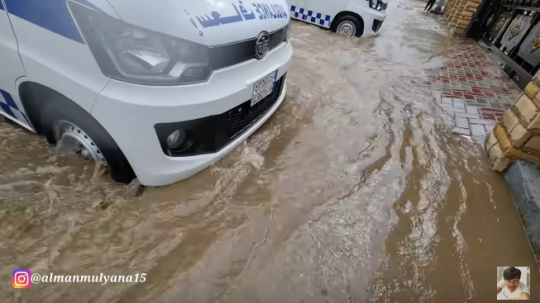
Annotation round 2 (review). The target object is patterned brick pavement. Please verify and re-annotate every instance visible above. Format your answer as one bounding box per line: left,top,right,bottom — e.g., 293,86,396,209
425,39,521,138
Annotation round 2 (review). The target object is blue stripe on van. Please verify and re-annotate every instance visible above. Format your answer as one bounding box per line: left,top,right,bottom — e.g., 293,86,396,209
0,102,16,118
3,0,100,43
290,6,331,28
0,89,31,124
0,2,3,10
1,90,19,109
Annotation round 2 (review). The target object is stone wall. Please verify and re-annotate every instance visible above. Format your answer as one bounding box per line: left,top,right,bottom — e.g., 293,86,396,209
485,75,540,171
442,0,482,36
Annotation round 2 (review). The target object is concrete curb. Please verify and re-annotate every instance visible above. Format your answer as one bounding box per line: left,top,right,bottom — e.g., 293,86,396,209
505,161,540,264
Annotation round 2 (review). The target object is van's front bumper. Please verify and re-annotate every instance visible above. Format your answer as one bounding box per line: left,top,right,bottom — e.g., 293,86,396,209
361,9,386,37
91,42,292,186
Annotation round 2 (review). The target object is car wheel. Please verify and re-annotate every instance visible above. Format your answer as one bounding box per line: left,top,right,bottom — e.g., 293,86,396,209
40,99,135,184
333,16,362,37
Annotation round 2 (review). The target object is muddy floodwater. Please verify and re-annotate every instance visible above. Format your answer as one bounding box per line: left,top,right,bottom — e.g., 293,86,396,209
2,0,540,302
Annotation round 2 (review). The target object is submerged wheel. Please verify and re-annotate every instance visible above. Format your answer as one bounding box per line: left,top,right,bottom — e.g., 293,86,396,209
53,121,105,162
39,96,135,184
333,15,363,37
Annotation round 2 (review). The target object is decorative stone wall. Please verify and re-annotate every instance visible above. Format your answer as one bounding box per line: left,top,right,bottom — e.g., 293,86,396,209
442,0,482,36
485,75,540,171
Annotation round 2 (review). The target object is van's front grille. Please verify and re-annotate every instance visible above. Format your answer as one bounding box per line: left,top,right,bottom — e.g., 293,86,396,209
154,74,287,157
208,27,287,70
226,76,285,138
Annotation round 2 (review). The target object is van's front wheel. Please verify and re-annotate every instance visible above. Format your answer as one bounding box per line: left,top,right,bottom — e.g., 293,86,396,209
53,121,105,163
333,16,362,37
40,99,135,184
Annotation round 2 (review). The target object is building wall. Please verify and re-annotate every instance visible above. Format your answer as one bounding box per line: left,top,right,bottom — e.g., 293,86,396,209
485,74,540,171
442,0,482,36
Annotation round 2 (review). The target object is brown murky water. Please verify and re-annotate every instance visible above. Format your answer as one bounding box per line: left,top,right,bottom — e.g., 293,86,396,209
2,0,540,302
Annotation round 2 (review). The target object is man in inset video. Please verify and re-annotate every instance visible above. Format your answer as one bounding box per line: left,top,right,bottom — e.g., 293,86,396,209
497,267,530,300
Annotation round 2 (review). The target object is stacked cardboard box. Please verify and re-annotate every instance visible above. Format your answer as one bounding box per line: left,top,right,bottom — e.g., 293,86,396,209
485,78,540,171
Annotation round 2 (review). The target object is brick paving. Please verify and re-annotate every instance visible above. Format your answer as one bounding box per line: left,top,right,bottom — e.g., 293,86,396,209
425,39,521,138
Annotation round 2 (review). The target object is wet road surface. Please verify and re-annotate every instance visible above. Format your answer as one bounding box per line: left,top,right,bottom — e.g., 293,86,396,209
2,0,540,302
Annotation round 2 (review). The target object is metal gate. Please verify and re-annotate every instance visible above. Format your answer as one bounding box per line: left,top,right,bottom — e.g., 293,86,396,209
469,0,540,87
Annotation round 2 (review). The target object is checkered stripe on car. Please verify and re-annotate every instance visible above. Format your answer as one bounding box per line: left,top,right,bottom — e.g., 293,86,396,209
0,89,30,124
290,6,331,27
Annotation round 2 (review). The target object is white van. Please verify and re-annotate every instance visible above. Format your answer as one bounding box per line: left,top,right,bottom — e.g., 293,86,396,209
0,0,292,186
288,0,387,37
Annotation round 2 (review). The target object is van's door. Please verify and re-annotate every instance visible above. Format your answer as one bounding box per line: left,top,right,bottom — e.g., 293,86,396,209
0,2,28,126
306,0,345,28
289,0,307,20
290,0,336,28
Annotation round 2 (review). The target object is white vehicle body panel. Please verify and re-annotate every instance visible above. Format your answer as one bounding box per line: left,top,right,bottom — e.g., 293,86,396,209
0,0,293,186
107,0,289,46
288,0,387,36
0,0,30,130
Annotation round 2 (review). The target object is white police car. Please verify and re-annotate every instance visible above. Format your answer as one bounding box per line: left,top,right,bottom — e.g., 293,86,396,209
0,0,292,186
288,0,387,37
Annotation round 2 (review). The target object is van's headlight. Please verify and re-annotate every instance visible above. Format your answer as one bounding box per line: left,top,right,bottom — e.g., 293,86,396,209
369,0,382,11
70,3,211,86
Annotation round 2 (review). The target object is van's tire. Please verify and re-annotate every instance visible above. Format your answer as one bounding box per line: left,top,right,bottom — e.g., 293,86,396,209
39,98,135,184
332,15,363,37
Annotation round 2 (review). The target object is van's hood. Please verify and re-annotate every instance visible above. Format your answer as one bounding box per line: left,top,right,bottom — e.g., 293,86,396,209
105,0,290,46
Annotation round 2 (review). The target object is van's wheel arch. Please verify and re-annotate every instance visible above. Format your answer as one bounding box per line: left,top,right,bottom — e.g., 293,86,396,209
331,13,364,37
19,83,135,184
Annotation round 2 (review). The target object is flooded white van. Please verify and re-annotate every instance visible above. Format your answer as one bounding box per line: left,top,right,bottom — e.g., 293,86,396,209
288,0,387,37
0,0,292,186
